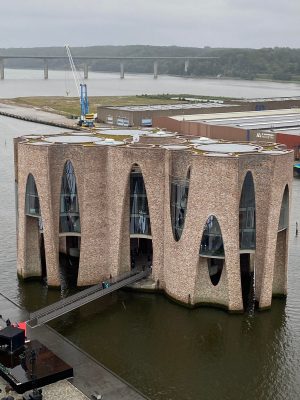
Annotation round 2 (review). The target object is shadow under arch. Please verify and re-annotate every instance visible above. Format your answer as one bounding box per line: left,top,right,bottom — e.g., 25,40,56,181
59,160,81,288
170,166,190,241
129,163,153,271
239,170,256,310
273,184,289,295
25,173,46,279
199,215,225,286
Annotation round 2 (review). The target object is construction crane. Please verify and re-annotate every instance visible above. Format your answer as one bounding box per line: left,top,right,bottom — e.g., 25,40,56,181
65,45,94,127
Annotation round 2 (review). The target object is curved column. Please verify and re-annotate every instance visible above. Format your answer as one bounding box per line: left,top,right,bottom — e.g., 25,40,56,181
120,62,124,79
0,58,4,80
273,185,289,296
17,145,60,286
154,61,158,79
184,59,189,75
84,63,88,79
23,174,42,278
43,59,48,80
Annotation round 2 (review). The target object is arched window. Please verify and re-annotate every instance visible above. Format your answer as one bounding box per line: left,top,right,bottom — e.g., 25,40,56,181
25,174,40,217
199,216,224,257
170,168,190,241
278,185,289,231
60,161,80,233
239,171,256,250
130,164,151,236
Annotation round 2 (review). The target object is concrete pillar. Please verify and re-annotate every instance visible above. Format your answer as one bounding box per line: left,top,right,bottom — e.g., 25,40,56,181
84,63,88,79
43,59,48,80
0,58,4,80
184,59,189,74
120,62,124,79
154,61,158,79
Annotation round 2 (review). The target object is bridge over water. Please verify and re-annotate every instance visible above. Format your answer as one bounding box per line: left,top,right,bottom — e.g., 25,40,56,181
0,55,218,80
27,267,151,328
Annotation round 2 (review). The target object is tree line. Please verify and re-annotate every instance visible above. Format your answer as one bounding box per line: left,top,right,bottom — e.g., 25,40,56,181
1,45,300,81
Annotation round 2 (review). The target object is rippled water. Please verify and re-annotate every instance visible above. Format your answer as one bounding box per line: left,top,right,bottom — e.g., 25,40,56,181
0,68,300,99
0,115,300,399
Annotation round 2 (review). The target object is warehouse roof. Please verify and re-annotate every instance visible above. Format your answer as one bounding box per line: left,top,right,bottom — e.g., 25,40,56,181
101,103,239,112
170,108,300,130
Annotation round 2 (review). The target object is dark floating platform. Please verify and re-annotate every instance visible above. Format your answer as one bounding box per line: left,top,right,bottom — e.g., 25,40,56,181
0,339,73,394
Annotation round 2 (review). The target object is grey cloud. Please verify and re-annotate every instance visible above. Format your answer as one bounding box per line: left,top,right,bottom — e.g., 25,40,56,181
0,0,299,48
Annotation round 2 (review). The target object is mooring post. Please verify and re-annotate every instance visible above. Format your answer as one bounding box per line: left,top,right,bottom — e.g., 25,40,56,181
120,62,124,79
43,58,48,80
0,58,4,80
84,63,88,79
154,61,158,79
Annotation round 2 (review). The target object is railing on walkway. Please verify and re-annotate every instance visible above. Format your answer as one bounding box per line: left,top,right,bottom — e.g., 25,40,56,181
27,267,151,328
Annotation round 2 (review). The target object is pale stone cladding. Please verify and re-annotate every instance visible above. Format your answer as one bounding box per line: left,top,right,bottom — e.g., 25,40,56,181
14,133,294,312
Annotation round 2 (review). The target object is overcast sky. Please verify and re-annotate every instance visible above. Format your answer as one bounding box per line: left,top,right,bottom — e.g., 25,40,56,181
1,0,299,49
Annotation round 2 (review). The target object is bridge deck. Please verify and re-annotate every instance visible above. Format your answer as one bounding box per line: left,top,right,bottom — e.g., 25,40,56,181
27,267,151,328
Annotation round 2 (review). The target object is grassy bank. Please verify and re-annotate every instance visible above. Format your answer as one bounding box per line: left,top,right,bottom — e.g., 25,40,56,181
2,94,232,118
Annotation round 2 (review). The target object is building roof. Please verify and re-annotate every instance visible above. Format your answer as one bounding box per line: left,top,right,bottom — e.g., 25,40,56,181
101,103,239,112
18,128,291,158
265,127,300,137
170,108,300,130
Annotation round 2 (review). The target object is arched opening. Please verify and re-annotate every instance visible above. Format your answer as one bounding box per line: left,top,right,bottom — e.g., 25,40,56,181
273,185,289,294
170,167,190,241
59,161,80,288
130,164,152,270
199,216,224,286
25,174,46,279
239,171,256,310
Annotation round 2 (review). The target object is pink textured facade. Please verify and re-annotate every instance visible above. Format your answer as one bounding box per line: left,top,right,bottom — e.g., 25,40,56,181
14,131,294,312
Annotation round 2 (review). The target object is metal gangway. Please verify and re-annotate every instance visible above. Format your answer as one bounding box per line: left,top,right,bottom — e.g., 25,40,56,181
27,267,151,328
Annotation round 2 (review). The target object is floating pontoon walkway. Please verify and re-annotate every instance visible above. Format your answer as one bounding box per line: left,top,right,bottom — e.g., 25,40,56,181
27,267,151,328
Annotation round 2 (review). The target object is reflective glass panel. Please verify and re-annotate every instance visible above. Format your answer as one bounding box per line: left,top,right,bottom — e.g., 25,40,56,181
25,174,40,217
60,161,80,233
239,172,256,250
278,186,289,231
200,216,224,257
130,166,151,236
170,173,189,241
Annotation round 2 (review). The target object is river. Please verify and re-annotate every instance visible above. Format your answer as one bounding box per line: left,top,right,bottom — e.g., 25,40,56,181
0,88,300,399
0,68,300,99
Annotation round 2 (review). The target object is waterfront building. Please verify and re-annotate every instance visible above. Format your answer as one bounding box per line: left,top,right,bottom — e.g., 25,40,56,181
97,102,241,127
154,108,300,156
15,129,293,312
98,97,300,128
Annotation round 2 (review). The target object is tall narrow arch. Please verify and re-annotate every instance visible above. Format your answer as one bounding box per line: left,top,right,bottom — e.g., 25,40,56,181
59,160,80,288
25,174,45,278
273,185,289,296
60,160,80,234
239,171,256,251
130,164,152,270
170,167,190,241
278,185,289,232
25,173,40,217
199,215,225,286
239,171,256,310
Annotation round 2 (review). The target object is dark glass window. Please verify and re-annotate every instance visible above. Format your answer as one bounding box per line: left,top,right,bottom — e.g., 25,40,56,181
60,161,80,233
170,171,190,241
208,258,224,286
239,172,256,250
200,216,224,257
25,174,40,217
278,186,289,231
130,165,151,236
